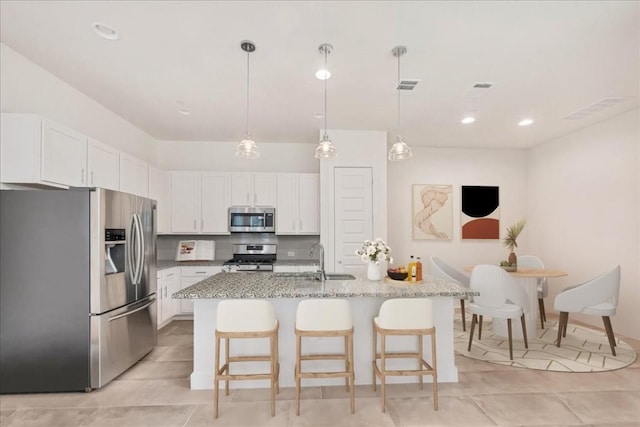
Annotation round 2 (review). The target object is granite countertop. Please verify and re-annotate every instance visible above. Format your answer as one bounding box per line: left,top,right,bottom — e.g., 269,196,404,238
172,272,477,299
157,260,225,270
273,260,319,266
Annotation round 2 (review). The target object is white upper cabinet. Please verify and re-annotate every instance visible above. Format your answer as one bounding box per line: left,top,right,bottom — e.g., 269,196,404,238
276,173,319,235
201,172,230,233
119,153,149,197
1,113,87,188
170,171,230,234
87,138,119,190
148,165,172,234
231,172,276,206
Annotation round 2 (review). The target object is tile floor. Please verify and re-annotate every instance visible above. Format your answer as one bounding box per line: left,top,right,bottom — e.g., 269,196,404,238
1,318,639,427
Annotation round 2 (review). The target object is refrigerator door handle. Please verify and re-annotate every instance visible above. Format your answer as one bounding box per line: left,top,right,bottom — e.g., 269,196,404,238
134,214,144,285
108,298,155,322
127,214,137,285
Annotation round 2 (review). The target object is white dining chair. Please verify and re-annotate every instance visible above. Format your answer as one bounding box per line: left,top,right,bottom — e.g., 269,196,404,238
554,265,621,356
517,255,548,329
468,265,529,360
430,256,471,331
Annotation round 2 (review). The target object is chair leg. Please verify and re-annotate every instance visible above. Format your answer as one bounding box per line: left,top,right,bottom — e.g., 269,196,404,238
344,335,349,391
418,335,424,390
467,314,477,352
270,334,276,417
460,299,466,332
602,316,617,356
478,315,483,340
372,323,377,391
538,298,545,329
380,334,386,413
563,313,569,337
349,333,355,414
521,314,528,349
541,298,547,322
295,334,301,416
224,337,230,396
556,312,568,348
214,336,220,419
507,318,513,360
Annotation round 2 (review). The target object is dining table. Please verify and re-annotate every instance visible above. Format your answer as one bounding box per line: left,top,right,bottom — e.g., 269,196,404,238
465,266,568,339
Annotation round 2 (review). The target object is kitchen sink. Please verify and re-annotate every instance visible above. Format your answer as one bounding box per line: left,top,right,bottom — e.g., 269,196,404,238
323,273,356,280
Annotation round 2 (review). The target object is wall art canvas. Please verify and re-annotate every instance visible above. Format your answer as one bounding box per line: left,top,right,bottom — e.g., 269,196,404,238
461,185,500,239
412,184,453,240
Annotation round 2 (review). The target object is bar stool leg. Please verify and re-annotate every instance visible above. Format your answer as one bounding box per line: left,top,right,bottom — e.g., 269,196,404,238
349,332,355,414
372,322,377,391
295,334,301,416
418,335,424,390
431,332,438,411
344,335,349,391
214,335,220,419
380,333,386,413
224,337,230,396
270,333,276,417
275,329,280,394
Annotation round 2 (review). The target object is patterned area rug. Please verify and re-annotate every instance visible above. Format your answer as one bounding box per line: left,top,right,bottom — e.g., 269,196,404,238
454,317,636,372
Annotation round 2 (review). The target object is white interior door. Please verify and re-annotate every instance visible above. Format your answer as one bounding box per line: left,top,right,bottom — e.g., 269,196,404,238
333,167,373,274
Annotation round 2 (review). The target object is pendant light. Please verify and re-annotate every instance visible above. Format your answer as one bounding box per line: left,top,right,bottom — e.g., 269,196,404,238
388,45,413,161
236,40,259,159
315,43,337,159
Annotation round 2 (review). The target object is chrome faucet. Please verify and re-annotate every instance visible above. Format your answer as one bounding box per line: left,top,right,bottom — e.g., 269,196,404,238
310,242,325,281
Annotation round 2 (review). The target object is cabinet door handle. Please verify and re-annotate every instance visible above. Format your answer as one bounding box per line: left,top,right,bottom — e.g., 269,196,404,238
201,219,204,230
193,220,197,230
195,271,207,274
299,220,302,230
164,287,167,298
81,168,85,184
90,171,94,185
254,193,257,205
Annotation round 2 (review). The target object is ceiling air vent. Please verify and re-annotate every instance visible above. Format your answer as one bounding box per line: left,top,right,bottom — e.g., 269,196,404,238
397,79,419,90
562,97,629,120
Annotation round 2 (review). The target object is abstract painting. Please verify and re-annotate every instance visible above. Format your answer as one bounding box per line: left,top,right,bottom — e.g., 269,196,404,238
461,185,500,239
412,184,453,240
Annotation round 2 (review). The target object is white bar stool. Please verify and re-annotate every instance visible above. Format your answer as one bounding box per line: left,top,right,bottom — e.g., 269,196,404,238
214,299,280,418
295,299,355,415
372,298,438,412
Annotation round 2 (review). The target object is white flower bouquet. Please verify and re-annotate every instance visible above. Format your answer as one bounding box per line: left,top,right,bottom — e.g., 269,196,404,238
355,238,392,264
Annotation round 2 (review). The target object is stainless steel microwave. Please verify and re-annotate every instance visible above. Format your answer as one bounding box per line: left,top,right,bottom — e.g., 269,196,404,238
228,207,275,233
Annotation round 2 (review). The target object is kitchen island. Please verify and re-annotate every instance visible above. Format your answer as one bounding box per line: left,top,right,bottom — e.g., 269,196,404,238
173,272,476,390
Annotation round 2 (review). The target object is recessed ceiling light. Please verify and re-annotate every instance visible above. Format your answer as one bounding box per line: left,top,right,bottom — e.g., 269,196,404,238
178,108,192,116
315,69,331,80
518,118,534,126
91,22,119,40
313,113,325,119
461,116,476,124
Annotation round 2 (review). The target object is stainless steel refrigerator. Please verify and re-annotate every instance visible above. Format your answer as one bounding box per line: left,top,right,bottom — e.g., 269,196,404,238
0,188,157,393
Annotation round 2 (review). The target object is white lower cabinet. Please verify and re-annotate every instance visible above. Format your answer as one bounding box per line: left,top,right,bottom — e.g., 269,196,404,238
157,268,180,328
179,266,221,314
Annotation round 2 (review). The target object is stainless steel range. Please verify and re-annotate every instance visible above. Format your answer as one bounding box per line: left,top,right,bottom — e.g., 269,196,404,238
223,243,276,272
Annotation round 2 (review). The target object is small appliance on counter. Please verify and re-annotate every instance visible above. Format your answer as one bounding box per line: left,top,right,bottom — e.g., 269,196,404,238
175,240,215,262
223,243,276,272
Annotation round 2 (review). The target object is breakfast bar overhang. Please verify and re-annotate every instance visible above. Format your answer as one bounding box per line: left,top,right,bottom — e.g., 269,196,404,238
173,272,477,390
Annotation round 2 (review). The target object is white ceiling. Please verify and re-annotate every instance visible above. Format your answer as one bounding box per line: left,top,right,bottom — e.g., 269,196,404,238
1,1,638,149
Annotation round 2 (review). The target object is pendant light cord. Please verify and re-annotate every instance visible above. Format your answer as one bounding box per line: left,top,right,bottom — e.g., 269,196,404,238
324,47,328,136
397,50,401,136
245,50,250,137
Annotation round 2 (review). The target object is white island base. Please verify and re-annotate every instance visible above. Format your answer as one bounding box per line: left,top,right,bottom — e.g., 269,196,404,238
190,297,458,390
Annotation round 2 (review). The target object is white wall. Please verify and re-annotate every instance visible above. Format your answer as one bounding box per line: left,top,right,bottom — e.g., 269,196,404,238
156,140,319,172
0,43,155,163
387,147,528,272
527,109,640,339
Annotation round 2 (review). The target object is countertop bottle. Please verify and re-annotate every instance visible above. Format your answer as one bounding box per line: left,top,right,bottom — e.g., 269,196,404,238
416,257,423,282
408,255,416,282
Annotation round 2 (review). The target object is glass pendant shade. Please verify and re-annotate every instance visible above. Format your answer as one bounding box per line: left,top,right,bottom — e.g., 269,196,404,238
315,133,337,159
236,137,260,159
388,135,413,161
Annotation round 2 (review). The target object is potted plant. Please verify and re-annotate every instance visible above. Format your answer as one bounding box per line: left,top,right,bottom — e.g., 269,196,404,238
501,219,526,271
